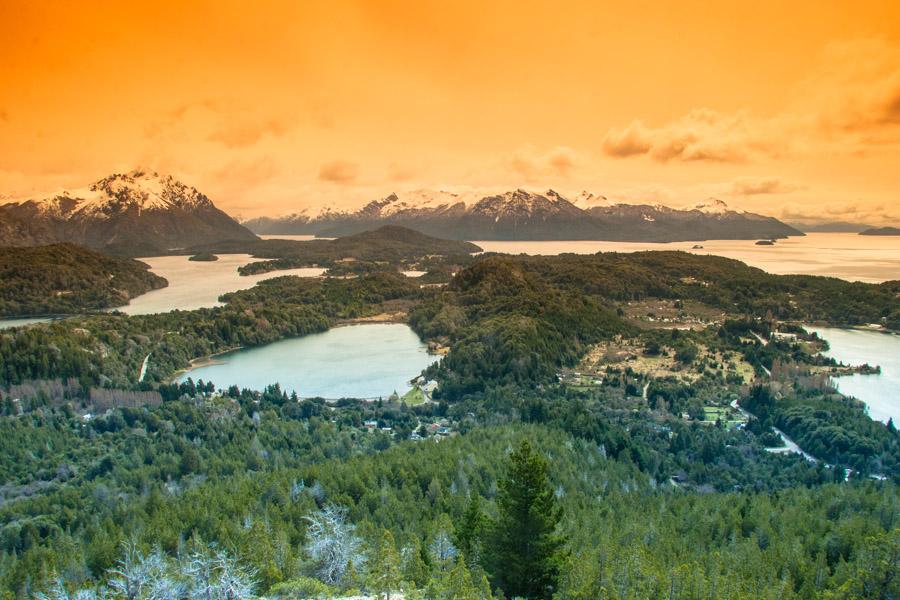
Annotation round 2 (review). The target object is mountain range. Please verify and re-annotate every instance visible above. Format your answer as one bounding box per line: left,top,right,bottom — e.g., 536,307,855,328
243,189,803,242
0,169,257,256
0,174,804,255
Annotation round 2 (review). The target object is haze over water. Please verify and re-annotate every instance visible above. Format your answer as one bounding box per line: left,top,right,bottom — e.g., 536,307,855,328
474,233,900,283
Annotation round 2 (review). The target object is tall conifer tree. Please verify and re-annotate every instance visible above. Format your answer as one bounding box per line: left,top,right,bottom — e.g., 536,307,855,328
489,439,564,599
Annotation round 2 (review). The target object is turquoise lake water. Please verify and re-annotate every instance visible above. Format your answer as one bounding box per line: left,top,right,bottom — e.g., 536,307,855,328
808,327,900,424
176,323,439,399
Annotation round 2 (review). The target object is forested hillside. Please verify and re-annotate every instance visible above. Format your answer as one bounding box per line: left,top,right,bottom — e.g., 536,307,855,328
0,251,898,598
0,244,167,317
0,392,896,599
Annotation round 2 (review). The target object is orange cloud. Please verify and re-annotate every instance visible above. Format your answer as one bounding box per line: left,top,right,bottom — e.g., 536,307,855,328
207,118,291,148
779,201,898,225
602,109,773,163
318,160,359,184
213,156,279,185
508,145,580,181
730,177,802,196
799,39,900,136
387,162,416,182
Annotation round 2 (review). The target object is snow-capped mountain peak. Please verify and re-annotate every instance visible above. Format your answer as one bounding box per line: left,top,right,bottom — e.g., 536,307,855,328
572,190,612,208
688,197,738,215
0,169,257,254
26,169,214,220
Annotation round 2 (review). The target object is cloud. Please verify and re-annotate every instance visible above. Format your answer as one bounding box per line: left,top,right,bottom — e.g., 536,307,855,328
145,100,294,149
387,162,416,182
602,109,774,163
212,155,279,186
729,176,802,196
508,145,581,180
779,201,898,226
604,39,900,164
798,39,900,137
601,123,651,158
318,159,359,184
207,118,291,148
0,109,8,122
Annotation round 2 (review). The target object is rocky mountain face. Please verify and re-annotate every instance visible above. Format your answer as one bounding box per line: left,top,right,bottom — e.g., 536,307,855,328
0,170,258,256
244,189,803,242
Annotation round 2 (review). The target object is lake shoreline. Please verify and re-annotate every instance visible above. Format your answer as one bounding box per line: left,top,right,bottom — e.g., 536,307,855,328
169,346,244,384
806,325,900,424
173,323,439,399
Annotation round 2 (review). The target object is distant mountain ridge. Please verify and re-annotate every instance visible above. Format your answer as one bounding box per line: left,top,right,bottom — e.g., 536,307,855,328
793,221,872,233
244,189,802,242
859,226,900,236
0,169,257,256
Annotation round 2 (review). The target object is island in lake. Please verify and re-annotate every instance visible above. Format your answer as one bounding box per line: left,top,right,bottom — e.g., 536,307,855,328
860,226,900,236
188,252,220,261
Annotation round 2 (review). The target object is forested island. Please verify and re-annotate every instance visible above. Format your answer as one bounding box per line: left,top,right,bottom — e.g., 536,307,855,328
0,248,898,598
0,244,167,318
186,225,481,276
859,226,900,236
188,252,219,262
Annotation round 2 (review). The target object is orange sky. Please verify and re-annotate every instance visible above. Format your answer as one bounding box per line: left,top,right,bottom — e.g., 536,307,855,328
1,0,900,223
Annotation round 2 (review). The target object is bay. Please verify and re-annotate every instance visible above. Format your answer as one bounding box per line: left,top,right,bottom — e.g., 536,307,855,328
808,326,900,424
176,323,439,399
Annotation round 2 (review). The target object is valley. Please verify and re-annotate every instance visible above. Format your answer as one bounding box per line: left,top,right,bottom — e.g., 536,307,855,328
0,239,898,599
6,5,900,598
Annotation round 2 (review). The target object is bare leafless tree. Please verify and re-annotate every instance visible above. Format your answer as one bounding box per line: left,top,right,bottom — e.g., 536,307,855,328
303,504,365,585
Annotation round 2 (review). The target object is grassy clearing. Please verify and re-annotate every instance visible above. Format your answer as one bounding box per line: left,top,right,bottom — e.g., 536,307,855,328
401,386,428,405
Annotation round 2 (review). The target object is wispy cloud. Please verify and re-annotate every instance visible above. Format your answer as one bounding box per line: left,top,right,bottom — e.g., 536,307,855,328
729,176,803,196
508,145,580,180
318,159,359,184
604,38,900,164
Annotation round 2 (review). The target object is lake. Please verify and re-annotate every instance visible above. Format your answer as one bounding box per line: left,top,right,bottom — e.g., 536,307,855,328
808,327,900,424
176,323,439,399
474,233,900,283
0,316,52,330
120,255,326,315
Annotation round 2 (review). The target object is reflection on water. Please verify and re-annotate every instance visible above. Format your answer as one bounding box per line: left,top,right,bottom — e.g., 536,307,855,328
177,323,438,399
473,233,900,283
808,327,900,424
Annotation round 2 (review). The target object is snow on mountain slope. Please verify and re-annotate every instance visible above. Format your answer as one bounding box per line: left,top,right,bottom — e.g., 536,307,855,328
0,169,257,254
25,169,214,220
240,187,803,241
687,197,744,215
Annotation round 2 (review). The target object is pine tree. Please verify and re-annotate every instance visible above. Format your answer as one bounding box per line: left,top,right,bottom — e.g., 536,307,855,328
488,439,564,600
368,529,402,600
401,537,429,590
426,556,490,600
457,494,488,567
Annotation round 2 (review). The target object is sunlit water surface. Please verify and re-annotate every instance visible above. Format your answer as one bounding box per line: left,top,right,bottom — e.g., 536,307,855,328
808,327,900,424
176,323,439,399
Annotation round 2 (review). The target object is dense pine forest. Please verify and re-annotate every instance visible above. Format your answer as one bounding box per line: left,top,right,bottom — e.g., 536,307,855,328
0,250,898,598
0,244,167,318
